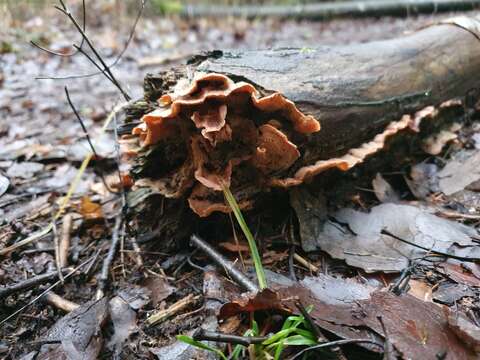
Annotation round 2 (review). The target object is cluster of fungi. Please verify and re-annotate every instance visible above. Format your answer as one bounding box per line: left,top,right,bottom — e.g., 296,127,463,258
124,73,428,217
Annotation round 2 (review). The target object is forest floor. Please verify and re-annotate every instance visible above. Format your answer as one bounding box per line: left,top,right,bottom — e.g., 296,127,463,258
1,2,480,359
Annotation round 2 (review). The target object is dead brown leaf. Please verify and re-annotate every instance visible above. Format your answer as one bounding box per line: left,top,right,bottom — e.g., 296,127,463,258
79,196,103,220
448,310,480,353
219,288,289,319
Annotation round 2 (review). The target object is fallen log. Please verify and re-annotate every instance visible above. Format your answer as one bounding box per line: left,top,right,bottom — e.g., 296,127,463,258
181,0,480,20
123,15,480,217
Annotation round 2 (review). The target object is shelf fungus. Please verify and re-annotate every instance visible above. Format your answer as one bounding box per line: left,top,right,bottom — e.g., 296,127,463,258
124,15,480,216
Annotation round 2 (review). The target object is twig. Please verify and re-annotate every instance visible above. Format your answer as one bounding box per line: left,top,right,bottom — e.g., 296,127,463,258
193,329,268,346
111,97,140,271
378,316,395,360
146,293,201,326
289,339,384,360
381,229,480,262
389,263,412,295
295,301,324,340
36,0,145,81
0,256,94,325
295,301,347,360
0,268,71,300
59,213,73,268
51,219,64,283
0,103,128,256
65,86,117,194
64,87,98,157
30,0,86,57
187,250,208,272
294,253,319,273
44,292,79,312
128,235,143,268
53,0,130,100
190,234,259,293
288,245,297,281
96,214,123,299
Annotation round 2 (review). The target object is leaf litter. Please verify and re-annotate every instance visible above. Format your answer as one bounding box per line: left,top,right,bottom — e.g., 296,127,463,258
1,2,480,360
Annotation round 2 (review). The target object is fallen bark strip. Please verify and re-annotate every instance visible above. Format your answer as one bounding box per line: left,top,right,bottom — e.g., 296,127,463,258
181,0,480,20
125,15,480,217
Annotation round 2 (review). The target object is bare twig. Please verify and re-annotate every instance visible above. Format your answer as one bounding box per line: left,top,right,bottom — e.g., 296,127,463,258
44,292,79,312
0,268,71,300
288,245,297,281
378,315,395,360
96,214,123,299
0,256,94,325
44,0,131,100
294,253,319,273
65,86,117,194
30,0,86,57
111,98,140,269
36,0,145,81
59,213,73,268
128,235,143,268
389,263,413,295
193,329,268,346
295,300,324,340
295,301,347,360
146,293,201,326
289,339,384,360
0,101,129,256
190,234,259,293
65,87,98,157
381,229,480,262
51,220,64,282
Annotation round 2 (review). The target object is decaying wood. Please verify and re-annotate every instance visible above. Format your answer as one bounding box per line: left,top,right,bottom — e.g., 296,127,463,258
182,0,480,20
124,15,480,217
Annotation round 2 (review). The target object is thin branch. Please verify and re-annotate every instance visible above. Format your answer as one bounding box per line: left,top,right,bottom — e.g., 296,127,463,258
0,256,95,325
190,234,259,293
35,0,132,100
64,86,98,157
72,45,115,83
0,268,71,300
64,86,117,194
36,0,145,81
30,0,86,57
295,300,347,360
381,229,480,262
51,219,64,283
44,292,79,312
96,214,124,299
378,316,395,360
289,339,384,360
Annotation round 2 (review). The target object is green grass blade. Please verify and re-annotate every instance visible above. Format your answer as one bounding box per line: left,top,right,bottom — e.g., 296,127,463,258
223,186,267,290
176,335,228,360
282,335,317,346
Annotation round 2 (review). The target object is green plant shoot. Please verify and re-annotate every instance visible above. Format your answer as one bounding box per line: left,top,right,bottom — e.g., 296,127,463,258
222,185,267,290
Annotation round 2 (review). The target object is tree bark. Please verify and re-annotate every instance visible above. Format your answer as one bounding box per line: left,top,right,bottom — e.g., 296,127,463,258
196,17,480,164
126,15,480,216
181,0,480,20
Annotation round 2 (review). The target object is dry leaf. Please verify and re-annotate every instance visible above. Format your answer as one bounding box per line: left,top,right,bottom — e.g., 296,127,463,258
80,196,103,220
